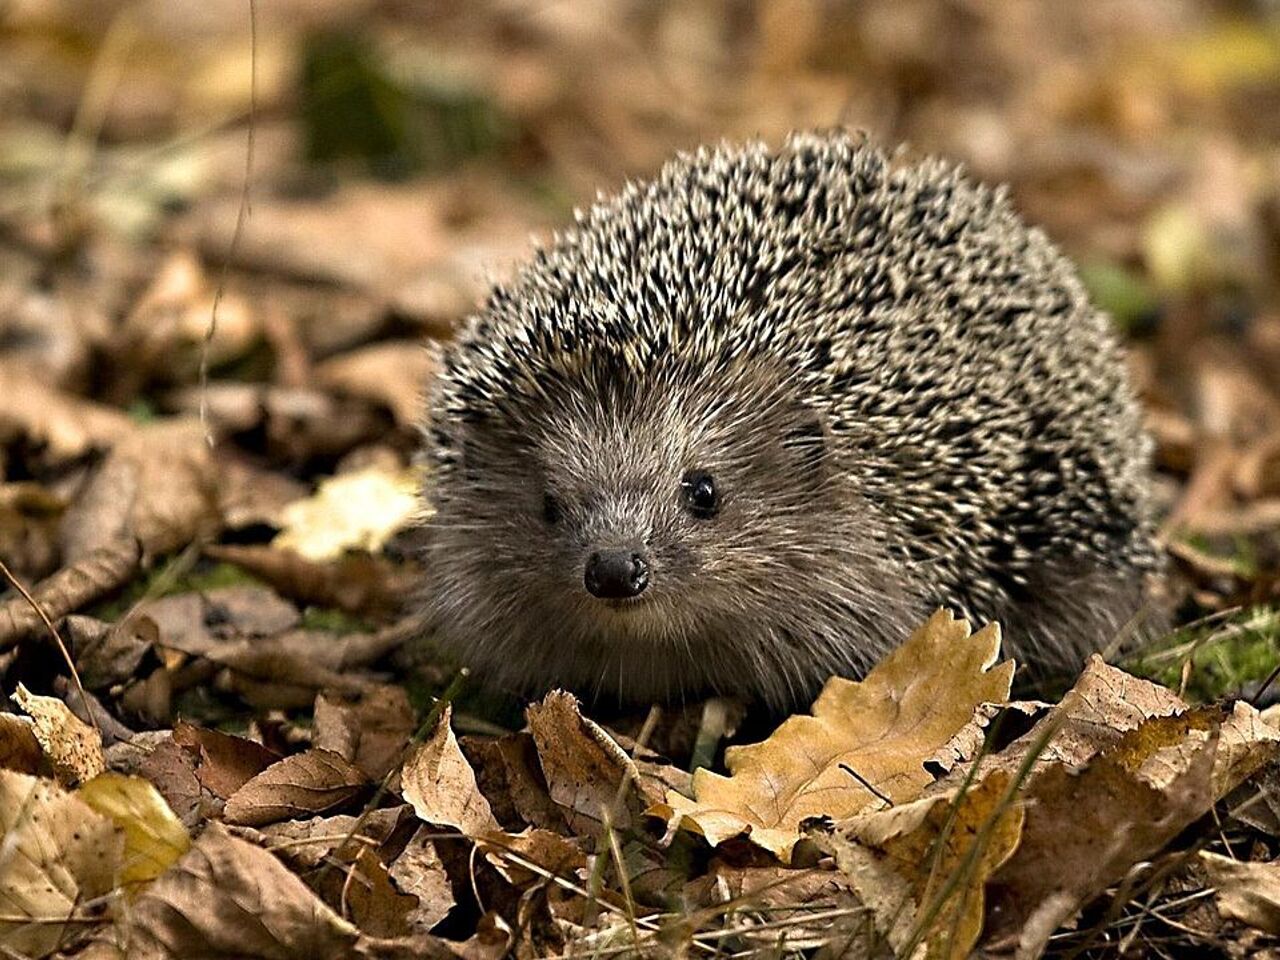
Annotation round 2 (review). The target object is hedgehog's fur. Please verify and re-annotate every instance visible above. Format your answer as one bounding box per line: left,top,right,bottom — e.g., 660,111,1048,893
419,131,1162,708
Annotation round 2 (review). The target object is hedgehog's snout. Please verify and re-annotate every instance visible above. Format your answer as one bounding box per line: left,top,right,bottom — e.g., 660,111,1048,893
584,548,649,600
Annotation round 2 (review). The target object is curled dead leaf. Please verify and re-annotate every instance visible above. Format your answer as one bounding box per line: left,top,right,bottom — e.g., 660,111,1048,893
13,683,105,786
402,704,498,836
0,538,141,647
527,690,671,834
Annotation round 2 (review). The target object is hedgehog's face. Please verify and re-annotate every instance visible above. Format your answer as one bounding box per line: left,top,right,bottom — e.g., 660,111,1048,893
424,354,894,703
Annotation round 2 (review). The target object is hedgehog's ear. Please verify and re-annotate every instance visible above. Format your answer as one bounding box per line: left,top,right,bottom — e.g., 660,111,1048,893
782,403,830,489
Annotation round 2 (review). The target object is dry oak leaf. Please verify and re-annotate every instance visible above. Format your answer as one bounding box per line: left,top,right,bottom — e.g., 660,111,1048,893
13,683,105,786
819,769,1023,960
527,690,674,834
78,772,191,892
402,704,499,836
222,748,369,827
948,659,1280,800
0,769,123,959
655,610,1013,860
1201,851,1280,935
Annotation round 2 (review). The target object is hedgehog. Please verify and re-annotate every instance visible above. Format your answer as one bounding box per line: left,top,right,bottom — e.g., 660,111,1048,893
418,131,1162,708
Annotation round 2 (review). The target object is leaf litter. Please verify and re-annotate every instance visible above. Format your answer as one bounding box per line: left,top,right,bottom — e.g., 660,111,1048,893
4,2,1280,958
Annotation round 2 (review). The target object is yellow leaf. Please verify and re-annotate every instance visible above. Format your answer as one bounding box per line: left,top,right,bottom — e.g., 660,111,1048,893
78,772,191,891
655,609,1014,860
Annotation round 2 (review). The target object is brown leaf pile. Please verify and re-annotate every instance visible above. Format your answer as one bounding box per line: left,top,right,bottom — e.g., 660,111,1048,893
5,608,1280,958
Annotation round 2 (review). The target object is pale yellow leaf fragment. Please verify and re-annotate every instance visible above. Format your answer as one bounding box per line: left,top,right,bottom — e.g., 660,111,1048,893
78,772,191,891
273,465,421,562
13,682,105,785
656,609,1014,860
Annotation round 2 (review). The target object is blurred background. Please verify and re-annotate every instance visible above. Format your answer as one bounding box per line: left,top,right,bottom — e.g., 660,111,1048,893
3,0,1280,697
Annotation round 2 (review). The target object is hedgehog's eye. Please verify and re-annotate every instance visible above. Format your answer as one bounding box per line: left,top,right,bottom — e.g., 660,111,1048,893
542,493,563,525
681,470,719,520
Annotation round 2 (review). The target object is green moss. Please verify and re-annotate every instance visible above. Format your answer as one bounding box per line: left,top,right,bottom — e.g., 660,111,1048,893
1129,606,1280,701
300,31,514,178
299,606,372,634
89,559,263,621
1079,259,1160,336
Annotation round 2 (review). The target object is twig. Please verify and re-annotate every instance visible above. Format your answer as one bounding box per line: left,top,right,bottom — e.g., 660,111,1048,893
199,0,257,447
0,557,98,736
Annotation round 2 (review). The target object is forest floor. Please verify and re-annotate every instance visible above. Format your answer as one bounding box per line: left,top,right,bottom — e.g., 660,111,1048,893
3,2,1280,957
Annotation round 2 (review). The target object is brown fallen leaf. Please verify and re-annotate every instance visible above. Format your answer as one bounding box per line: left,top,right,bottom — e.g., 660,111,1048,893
13,683,105,786
402,704,499,836
253,807,406,870
216,456,309,532
208,635,377,710
124,823,460,960
314,340,436,427
655,610,1013,860
983,711,1221,958
682,863,864,952
0,362,133,469
0,712,42,774
528,690,673,835
1202,851,1280,935
136,737,206,829
196,182,447,292
222,748,370,827
462,731,570,833
951,658,1280,799
164,383,387,465
387,825,456,934
0,769,123,959
315,686,418,780
346,846,420,939
63,613,157,689
477,828,588,891
171,720,281,799
0,480,64,582
59,418,221,562
0,538,141,647
141,585,300,657
204,542,415,618
821,769,1024,960
78,772,191,891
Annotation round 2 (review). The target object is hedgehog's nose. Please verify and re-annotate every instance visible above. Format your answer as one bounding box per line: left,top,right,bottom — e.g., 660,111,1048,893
584,550,649,599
